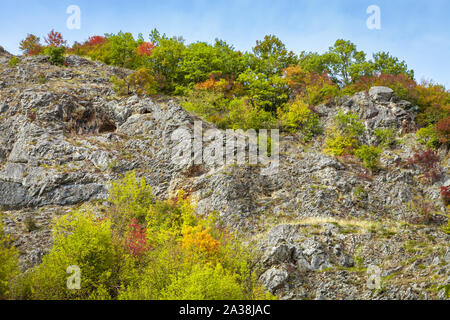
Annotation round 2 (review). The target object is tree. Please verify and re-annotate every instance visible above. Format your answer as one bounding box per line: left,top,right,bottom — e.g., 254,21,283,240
251,35,298,76
237,69,289,113
180,42,223,86
149,36,187,93
45,30,66,48
88,36,107,47
19,34,42,55
137,42,155,56
371,51,414,79
103,32,141,69
322,39,370,87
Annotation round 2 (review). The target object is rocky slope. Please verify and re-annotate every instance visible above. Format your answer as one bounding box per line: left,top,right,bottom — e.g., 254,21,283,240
0,47,448,300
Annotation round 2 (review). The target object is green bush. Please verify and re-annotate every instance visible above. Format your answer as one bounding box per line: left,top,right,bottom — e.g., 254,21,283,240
108,171,154,229
44,46,66,66
0,219,19,300
324,128,358,156
280,98,323,141
29,210,128,300
335,110,365,137
227,98,278,130
8,57,20,68
416,125,439,149
160,263,249,300
355,145,382,170
374,128,396,148
324,110,365,156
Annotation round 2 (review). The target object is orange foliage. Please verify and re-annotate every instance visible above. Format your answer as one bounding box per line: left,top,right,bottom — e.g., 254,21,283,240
195,73,242,97
182,225,220,255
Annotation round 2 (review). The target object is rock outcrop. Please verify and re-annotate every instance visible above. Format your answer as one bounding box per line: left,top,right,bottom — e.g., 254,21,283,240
0,54,448,300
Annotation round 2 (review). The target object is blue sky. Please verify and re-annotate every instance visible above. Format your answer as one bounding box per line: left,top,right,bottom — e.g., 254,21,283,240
1,0,449,87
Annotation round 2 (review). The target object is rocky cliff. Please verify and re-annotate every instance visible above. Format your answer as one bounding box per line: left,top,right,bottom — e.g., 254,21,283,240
0,48,448,300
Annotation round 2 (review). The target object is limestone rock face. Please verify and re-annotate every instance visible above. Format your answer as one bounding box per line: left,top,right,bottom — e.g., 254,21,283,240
0,55,448,300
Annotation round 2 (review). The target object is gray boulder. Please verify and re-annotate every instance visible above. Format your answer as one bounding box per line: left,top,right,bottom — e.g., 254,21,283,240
369,86,394,102
259,268,289,293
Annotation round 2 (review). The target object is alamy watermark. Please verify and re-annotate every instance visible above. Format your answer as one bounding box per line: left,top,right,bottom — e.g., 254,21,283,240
366,5,381,30
67,265,81,290
366,265,382,290
67,5,81,30
171,122,279,176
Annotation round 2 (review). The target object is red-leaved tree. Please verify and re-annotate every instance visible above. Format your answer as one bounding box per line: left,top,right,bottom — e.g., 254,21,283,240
88,35,107,47
19,34,43,55
45,30,66,47
137,42,155,56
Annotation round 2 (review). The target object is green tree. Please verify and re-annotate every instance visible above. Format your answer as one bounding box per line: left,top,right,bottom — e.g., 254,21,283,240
250,35,298,76
322,39,371,87
370,52,414,79
237,69,289,113
180,42,224,86
103,32,141,69
149,36,187,93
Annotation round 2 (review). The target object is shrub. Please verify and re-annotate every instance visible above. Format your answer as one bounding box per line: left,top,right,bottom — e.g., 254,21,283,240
8,57,20,68
280,98,323,141
324,110,365,156
335,110,365,137
441,186,450,206
19,34,42,55
283,66,340,106
408,195,439,224
159,263,248,300
108,171,154,231
415,82,450,127
443,220,450,235
237,69,289,114
436,117,450,144
0,219,19,300
44,46,66,66
416,125,439,149
227,98,278,130
124,219,151,259
28,210,126,300
374,128,396,148
405,149,442,183
110,76,129,96
126,67,158,96
355,145,382,170
343,73,418,102
111,68,157,97
324,128,358,156
182,225,220,256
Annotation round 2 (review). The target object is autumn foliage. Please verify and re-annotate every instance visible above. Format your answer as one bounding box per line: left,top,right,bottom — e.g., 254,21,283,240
137,42,155,56
441,186,450,206
19,34,43,55
45,30,66,47
88,35,107,47
182,225,220,255
125,219,151,258
405,148,442,183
